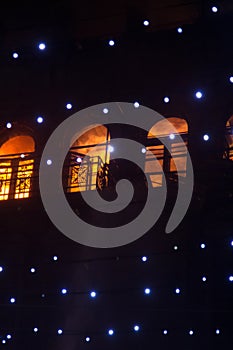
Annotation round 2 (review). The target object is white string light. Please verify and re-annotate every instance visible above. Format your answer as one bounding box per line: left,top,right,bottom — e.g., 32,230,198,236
90,291,97,298
0,326,227,339
144,288,151,295
143,20,150,26
37,116,44,124
38,43,46,50
103,107,109,114
195,91,203,99
108,329,114,336
203,134,210,141
141,256,148,262
169,133,175,140
108,145,114,153
66,103,72,110
212,6,218,13
141,147,146,154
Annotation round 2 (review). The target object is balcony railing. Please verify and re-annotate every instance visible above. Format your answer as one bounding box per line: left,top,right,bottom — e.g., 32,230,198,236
0,134,230,202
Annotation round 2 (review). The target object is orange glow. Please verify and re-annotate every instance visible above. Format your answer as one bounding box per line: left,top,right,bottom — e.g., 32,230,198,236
146,118,188,187
145,145,164,187
0,136,35,156
14,160,34,199
69,125,110,191
0,135,35,200
225,116,233,160
170,142,187,175
0,162,12,200
148,117,188,138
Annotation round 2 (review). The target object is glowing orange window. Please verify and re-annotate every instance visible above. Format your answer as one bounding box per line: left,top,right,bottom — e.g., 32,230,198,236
0,135,35,200
146,117,188,187
67,125,110,192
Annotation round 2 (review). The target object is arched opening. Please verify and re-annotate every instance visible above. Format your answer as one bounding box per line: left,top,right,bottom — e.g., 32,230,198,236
66,125,110,192
146,117,188,187
0,135,35,200
224,116,233,160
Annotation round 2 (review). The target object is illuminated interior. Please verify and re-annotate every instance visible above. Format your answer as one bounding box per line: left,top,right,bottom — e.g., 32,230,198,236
146,118,188,187
225,116,233,160
68,125,110,191
0,162,12,200
0,136,35,200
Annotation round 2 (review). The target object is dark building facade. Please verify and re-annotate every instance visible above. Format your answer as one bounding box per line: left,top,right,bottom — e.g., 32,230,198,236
0,1,232,349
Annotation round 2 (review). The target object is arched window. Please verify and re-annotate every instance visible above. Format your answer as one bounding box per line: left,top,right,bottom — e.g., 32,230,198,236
146,117,188,187
0,135,35,200
66,125,110,192
224,116,233,160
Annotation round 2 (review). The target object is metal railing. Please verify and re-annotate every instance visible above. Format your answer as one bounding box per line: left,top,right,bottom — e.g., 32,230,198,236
0,137,231,201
